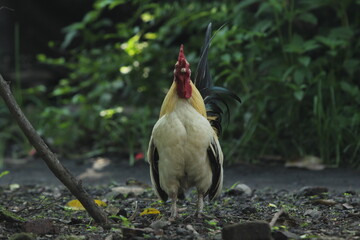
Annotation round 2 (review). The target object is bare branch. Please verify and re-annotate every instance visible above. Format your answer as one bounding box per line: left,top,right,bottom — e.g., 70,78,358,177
0,74,112,227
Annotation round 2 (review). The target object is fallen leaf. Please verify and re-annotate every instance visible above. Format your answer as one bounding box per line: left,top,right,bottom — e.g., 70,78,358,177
110,186,145,197
9,183,20,191
313,199,337,206
66,199,107,211
298,186,328,196
304,209,322,218
342,203,354,209
0,170,10,178
268,203,277,208
227,183,252,196
140,208,160,216
285,155,325,170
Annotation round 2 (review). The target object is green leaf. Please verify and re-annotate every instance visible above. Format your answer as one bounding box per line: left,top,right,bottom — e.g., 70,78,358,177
294,69,305,84
144,32,157,40
61,30,78,50
255,2,271,17
297,13,317,25
298,56,311,67
206,219,219,226
343,59,360,75
284,35,304,53
141,12,155,22
329,27,354,41
303,40,319,52
83,10,100,24
294,90,304,101
221,54,231,64
37,54,47,62
269,0,283,12
94,0,126,10
0,171,9,178
340,81,359,96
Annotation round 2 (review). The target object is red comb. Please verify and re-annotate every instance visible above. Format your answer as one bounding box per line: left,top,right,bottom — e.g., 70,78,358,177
178,44,185,62
174,44,192,99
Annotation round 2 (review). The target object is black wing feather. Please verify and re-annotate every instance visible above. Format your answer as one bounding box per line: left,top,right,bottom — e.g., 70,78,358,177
149,140,168,201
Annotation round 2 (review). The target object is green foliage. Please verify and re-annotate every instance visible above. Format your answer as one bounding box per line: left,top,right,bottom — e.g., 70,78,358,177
215,0,360,166
0,170,9,178
1,0,359,167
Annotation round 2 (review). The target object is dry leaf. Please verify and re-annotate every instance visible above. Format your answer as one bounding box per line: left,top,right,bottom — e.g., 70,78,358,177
140,208,160,216
313,199,337,206
268,203,277,208
285,155,325,171
342,203,354,209
66,199,107,211
111,186,145,196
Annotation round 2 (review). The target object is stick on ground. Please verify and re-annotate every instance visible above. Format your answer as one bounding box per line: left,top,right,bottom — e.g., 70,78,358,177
269,209,284,228
0,74,112,227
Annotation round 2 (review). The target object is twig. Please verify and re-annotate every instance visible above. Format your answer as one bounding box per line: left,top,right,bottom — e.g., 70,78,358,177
0,74,112,227
128,201,139,221
269,209,284,228
0,6,14,11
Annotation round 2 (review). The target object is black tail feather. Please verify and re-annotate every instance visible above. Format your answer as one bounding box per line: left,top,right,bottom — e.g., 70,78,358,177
194,23,241,136
194,23,212,91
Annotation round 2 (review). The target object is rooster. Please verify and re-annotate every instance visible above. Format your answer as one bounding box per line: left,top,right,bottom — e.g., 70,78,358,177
147,23,241,219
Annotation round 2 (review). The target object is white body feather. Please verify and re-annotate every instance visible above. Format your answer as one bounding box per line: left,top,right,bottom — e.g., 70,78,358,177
149,98,223,199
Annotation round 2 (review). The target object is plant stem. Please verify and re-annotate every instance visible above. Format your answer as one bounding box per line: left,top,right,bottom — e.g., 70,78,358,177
14,23,22,106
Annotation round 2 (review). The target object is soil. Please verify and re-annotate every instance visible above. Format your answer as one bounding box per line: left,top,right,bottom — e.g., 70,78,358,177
0,157,360,239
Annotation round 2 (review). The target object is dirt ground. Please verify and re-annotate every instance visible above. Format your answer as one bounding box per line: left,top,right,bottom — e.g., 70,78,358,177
1,157,359,190
0,157,360,239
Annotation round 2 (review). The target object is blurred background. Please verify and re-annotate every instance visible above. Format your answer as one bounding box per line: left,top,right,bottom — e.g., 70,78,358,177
0,0,359,169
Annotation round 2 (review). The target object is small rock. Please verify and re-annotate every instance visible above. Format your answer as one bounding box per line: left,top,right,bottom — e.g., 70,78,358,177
150,220,170,230
23,219,57,235
272,230,300,240
104,233,122,240
55,235,86,240
222,221,271,240
122,227,153,239
52,187,62,199
186,224,199,235
350,221,360,228
105,205,122,217
176,227,188,235
104,234,113,240
304,209,322,218
298,186,328,196
333,204,344,210
227,183,252,196
242,206,257,214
